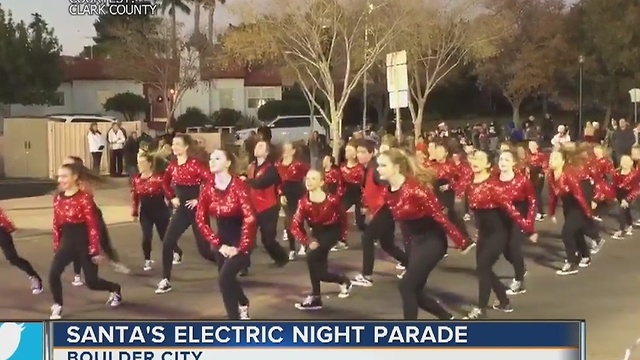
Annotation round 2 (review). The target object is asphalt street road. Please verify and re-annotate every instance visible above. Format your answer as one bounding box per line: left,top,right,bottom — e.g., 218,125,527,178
0,217,638,360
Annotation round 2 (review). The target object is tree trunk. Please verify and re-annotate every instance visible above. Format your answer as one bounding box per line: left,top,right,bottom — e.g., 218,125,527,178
413,105,425,141
207,5,215,42
330,112,342,159
194,3,201,34
171,9,178,60
510,99,522,128
371,92,389,129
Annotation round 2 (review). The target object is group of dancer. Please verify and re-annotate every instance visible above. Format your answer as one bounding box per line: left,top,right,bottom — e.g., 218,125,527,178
2,127,640,321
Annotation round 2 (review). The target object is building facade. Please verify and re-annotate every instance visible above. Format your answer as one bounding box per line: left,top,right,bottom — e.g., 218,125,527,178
8,56,282,121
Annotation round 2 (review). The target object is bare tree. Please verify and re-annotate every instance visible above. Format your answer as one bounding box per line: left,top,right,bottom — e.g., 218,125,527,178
390,0,510,139
218,0,408,156
108,19,202,129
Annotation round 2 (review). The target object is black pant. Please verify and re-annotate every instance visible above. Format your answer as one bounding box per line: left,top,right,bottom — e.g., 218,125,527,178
109,149,124,176
49,225,120,306
533,174,545,215
73,207,119,274
341,185,366,232
0,229,38,277
140,205,171,260
503,202,527,281
399,234,450,319
253,206,288,265
215,252,250,319
361,206,406,276
561,203,590,265
283,201,299,252
438,189,471,241
475,209,509,309
306,224,346,295
617,189,633,230
91,152,102,173
162,206,214,280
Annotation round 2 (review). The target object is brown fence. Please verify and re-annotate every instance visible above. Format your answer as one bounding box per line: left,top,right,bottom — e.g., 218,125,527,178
3,118,142,178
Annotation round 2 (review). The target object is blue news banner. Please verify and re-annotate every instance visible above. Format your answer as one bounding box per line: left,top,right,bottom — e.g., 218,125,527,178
0,321,584,360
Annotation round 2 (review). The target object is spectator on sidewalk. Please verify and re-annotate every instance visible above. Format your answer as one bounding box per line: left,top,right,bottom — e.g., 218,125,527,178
613,118,635,165
123,132,139,181
87,122,106,172
107,122,126,177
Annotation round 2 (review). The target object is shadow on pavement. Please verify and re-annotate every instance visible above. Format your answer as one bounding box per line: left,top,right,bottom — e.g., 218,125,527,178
0,179,57,200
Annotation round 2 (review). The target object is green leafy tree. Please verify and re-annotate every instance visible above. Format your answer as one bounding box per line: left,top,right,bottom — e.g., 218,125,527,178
86,13,158,58
103,92,148,121
565,0,640,119
475,0,571,126
0,8,62,105
160,0,191,59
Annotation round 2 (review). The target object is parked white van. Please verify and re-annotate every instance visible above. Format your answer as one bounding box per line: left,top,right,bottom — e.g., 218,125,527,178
235,115,329,145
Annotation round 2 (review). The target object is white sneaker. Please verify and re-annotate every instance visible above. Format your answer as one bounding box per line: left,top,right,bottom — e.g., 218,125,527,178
338,281,352,298
155,278,172,294
625,226,633,236
297,247,306,256
397,270,406,279
288,251,296,261
282,230,288,242
612,231,624,240
351,274,373,287
71,275,83,286
112,262,131,274
239,305,250,320
395,263,405,270
50,304,62,320
107,292,123,307
463,214,471,221
143,260,154,271
172,253,182,265
30,276,43,295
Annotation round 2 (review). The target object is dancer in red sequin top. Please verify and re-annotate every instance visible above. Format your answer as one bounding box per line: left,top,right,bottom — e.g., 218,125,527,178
612,155,640,239
526,141,548,220
49,161,122,320
196,148,257,320
131,153,175,271
340,141,366,232
290,169,352,311
0,206,43,294
156,134,214,295
378,149,474,320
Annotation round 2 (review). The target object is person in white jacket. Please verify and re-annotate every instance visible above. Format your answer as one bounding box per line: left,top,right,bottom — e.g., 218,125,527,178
87,123,106,172
551,125,571,149
107,122,126,176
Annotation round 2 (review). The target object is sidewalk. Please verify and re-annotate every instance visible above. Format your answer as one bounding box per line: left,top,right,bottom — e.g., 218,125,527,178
1,182,132,239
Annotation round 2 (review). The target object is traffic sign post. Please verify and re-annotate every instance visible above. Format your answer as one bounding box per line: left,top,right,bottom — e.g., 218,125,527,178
629,88,640,124
386,51,409,139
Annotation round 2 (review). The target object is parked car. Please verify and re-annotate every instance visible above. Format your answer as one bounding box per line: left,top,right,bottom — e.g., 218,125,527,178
48,115,117,123
235,115,328,145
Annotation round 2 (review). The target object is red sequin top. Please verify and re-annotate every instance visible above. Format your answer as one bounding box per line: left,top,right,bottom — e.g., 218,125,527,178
52,191,100,255
276,160,309,196
162,157,212,199
466,179,533,233
547,169,593,217
527,151,548,170
431,160,460,187
340,162,365,185
613,169,640,195
131,173,165,217
290,193,346,245
195,176,256,253
452,161,473,198
494,173,537,224
323,167,344,196
0,208,16,233
384,177,466,245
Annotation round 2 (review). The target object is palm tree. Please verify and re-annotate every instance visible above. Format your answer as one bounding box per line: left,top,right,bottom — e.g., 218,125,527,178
160,0,191,58
193,0,202,35
203,0,225,43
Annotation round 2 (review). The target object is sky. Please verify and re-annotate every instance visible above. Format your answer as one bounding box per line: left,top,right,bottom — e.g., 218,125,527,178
2,0,240,55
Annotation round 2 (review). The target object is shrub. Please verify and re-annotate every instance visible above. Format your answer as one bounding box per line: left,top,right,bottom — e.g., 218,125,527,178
256,99,309,121
174,107,211,132
211,108,244,127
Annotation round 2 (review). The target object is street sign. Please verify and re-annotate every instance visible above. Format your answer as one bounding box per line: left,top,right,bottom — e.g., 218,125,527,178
629,88,640,103
386,50,409,138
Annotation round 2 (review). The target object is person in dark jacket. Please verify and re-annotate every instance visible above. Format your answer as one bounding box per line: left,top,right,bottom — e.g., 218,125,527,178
613,119,636,165
123,132,140,180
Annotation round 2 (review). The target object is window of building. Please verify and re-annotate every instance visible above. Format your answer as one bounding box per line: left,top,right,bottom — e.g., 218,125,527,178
51,92,65,106
218,88,235,109
246,87,278,109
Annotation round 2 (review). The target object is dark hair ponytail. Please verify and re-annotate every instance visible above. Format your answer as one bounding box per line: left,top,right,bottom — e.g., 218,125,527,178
61,162,106,186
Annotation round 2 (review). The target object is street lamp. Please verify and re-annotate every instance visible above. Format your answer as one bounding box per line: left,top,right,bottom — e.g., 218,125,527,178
362,2,374,132
578,55,584,137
